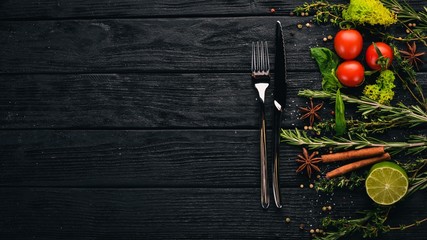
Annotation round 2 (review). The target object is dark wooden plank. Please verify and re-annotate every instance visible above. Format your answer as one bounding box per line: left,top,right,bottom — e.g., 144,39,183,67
0,17,346,73
0,72,317,129
0,187,425,239
0,0,307,19
0,0,424,19
1,72,425,129
0,129,318,187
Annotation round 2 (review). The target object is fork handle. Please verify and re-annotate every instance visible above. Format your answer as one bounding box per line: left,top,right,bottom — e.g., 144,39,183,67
259,101,270,209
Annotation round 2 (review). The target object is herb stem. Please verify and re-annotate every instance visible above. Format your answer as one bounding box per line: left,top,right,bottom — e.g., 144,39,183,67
388,218,427,230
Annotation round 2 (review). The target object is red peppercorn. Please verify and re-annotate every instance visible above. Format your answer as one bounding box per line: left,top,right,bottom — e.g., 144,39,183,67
270,8,276,13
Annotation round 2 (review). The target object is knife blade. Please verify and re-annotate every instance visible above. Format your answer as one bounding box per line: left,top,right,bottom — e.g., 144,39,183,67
272,21,287,208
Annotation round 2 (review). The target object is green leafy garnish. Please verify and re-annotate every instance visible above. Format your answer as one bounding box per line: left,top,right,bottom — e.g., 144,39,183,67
334,89,346,135
363,70,396,105
310,47,342,92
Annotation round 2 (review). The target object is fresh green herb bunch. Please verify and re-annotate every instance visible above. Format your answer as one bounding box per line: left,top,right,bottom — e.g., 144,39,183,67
363,70,396,105
315,172,365,193
343,0,397,26
293,0,347,26
316,207,427,240
316,207,391,239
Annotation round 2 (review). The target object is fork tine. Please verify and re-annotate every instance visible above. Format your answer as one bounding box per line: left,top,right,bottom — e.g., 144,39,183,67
259,41,264,72
251,42,255,72
257,41,261,72
264,41,270,72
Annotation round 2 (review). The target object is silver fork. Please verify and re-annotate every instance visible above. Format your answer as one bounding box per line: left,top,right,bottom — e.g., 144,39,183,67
251,41,270,209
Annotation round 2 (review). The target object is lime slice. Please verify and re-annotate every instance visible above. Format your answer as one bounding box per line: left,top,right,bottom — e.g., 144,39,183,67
365,161,409,205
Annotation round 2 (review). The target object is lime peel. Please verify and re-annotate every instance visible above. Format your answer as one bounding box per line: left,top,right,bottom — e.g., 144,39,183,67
365,161,408,205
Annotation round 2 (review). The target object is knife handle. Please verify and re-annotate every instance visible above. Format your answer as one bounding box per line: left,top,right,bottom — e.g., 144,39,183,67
259,101,270,209
272,107,282,208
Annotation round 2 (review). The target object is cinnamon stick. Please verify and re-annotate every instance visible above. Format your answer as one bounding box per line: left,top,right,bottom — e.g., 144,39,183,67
321,147,385,163
325,153,391,179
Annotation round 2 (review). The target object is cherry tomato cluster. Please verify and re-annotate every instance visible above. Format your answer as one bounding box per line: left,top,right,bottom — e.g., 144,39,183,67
333,29,393,87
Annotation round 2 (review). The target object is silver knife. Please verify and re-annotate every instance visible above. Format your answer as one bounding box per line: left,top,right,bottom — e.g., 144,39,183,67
272,21,287,208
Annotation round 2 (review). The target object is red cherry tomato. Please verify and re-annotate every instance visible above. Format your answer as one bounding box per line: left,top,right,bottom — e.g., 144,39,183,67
336,60,365,87
365,42,393,70
334,29,363,60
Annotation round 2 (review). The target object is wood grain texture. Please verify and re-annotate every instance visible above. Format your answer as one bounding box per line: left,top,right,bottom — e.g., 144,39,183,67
0,0,313,19
0,129,317,187
0,17,319,73
0,0,424,19
2,17,425,74
1,72,425,129
0,187,425,239
0,72,321,129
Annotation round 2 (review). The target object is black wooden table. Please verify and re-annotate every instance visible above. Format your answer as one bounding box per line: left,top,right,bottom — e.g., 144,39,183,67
0,1,426,239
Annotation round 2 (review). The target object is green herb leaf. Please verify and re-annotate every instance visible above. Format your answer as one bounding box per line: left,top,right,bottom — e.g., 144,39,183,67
310,47,342,92
335,89,347,135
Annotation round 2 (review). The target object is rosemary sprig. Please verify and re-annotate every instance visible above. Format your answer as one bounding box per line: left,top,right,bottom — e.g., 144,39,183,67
313,118,401,135
381,0,427,30
298,89,427,127
280,128,427,155
380,0,427,45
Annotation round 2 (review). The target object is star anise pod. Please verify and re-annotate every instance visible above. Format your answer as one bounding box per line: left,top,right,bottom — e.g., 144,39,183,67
296,148,322,178
299,98,323,127
399,41,425,70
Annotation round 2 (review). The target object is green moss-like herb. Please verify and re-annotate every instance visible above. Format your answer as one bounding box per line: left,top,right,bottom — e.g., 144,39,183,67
342,0,397,26
363,70,396,105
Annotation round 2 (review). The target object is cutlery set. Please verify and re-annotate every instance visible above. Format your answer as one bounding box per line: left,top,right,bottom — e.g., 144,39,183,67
251,21,287,209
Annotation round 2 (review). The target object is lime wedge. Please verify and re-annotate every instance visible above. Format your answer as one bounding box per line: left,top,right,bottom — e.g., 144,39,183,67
365,161,409,205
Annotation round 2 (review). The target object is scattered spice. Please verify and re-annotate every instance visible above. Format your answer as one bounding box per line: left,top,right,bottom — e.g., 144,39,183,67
309,183,314,188
297,24,303,29
300,184,304,188
327,35,333,40
327,206,332,211
296,148,322,178
322,206,327,211
270,8,276,13
285,217,291,223
323,37,328,42
321,147,385,163
326,153,391,179
399,41,425,70
299,98,323,127
310,229,315,234
306,22,311,27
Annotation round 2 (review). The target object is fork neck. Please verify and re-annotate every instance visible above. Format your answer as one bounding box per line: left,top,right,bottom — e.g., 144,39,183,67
254,83,269,103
